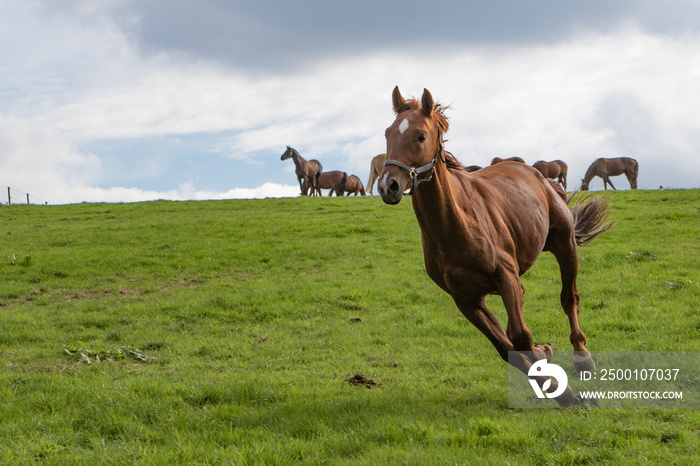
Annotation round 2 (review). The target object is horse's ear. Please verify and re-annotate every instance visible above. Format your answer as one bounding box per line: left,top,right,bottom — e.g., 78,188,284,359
392,86,409,114
421,89,434,117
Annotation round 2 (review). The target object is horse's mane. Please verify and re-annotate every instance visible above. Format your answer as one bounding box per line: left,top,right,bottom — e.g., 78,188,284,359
400,98,467,172
442,151,466,171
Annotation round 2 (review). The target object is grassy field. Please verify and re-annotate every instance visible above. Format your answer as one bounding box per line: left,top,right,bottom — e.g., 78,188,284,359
0,189,698,464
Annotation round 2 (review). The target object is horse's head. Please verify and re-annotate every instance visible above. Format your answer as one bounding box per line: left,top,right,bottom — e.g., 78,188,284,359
378,87,447,205
580,179,589,191
280,146,294,161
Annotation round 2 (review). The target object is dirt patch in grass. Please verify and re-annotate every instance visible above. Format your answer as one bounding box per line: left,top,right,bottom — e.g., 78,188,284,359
345,373,379,388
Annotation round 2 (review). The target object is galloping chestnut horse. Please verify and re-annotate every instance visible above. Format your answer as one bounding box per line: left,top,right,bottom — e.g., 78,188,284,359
281,146,323,196
378,87,612,406
533,159,568,190
581,157,639,191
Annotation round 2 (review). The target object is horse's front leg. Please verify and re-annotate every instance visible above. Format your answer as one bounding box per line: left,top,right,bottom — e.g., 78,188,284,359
453,296,515,364
453,295,573,406
498,264,576,406
495,264,555,361
604,176,617,190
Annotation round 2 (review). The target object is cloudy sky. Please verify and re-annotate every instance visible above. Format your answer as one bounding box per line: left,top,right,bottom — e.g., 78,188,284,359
2,0,699,204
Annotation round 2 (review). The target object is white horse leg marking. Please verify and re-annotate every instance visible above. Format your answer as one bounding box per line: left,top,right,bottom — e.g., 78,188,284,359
399,118,409,134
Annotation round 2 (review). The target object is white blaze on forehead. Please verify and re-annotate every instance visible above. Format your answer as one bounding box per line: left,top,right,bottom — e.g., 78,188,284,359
398,118,409,134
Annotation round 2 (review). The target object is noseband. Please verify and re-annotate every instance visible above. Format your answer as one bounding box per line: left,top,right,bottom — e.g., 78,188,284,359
384,132,445,196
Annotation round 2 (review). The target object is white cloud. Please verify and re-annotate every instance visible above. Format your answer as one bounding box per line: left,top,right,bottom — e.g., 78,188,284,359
14,182,301,206
0,115,101,202
188,182,301,200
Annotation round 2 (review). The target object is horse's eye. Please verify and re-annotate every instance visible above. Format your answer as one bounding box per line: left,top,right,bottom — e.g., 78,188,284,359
418,134,427,143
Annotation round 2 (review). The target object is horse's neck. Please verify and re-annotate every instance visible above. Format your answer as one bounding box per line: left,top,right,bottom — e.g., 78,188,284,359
411,162,472,235
291,152,306,170
583,166,597,183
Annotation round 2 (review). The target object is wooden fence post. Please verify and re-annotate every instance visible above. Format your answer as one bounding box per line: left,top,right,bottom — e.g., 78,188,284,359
7,187,10,205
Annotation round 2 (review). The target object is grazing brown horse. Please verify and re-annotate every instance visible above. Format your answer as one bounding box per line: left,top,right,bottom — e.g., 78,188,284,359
308,170,347,196
491,156,526,165
378,87,612,406
581,157,639,190
281,146,323,196
333,174,366,196
366,153,387,195
533,160,568,190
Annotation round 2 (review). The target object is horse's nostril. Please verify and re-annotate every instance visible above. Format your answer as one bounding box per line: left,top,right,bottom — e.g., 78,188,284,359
389,179,399,193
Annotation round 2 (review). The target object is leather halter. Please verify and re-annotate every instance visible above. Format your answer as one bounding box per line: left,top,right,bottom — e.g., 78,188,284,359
383,130,445,196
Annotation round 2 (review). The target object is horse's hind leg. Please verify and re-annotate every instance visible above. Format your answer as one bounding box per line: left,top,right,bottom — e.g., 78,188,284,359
367,170,377,196
549,234,595,377
309,176,319,197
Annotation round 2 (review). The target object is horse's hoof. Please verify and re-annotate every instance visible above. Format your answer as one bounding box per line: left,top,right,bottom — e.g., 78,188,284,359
573,351,595,377
555,386,575,407
535,343,556,362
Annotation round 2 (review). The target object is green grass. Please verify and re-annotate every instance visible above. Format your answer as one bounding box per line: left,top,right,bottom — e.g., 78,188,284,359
0,190,698,464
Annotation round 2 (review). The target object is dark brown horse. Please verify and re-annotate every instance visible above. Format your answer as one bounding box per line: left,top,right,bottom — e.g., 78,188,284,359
281,146,323,196
333,174,366,196
533,160,568,190
378,87,612,406
305,170,347,196
491,156,525,165
581,157,639,190
366,154,387,196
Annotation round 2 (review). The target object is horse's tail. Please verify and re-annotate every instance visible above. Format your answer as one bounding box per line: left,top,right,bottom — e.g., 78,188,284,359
339,172,348,195
569,192,614,246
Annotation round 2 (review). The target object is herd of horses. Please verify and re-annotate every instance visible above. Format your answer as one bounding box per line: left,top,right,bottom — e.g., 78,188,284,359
369,153,638,195
281,146,366,197
283,144,639,199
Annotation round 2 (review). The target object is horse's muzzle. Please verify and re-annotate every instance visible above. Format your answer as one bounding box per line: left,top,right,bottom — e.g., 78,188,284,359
378,172,407,205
